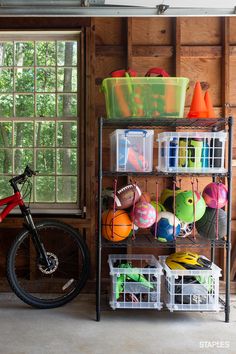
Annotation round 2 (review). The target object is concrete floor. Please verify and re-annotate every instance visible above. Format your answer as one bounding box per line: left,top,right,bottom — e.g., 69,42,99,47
0,294,235,354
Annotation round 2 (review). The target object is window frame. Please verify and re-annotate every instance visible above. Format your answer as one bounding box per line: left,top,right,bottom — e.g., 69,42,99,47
0,30,84,215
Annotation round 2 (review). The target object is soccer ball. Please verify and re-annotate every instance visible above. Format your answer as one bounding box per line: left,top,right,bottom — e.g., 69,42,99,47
150,211,181,242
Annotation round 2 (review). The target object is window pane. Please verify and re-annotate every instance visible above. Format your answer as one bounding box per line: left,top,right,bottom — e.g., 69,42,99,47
57,68,77,92
0,95,13,117
0,149,12,173
0,69,13,92
0,176,12,198
36,94,56,117
57,122,77,147
0,35,79,209
15,42,34,66
36,149,55,174
0,122,12,147
36,68,56,92
57,148,77,175
0,42,13,66
36,41,56,66
57,176,77,202
57,41,77,66
58,94,77,117
14,149,33,174
14,122,33,147
35,121,55,147
15,68,34,92
15,95,34,117
35,176,55,202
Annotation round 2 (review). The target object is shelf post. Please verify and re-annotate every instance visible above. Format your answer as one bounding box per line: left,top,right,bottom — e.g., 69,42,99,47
225,116,233,323
96,117,103,321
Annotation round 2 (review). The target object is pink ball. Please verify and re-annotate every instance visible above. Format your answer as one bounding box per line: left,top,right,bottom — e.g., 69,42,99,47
202,182,228,209
132,202,156,228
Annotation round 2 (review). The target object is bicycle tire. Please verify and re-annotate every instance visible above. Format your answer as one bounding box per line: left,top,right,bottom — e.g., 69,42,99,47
7,220,90,309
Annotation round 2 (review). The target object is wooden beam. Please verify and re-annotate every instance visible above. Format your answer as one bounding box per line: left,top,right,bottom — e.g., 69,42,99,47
222,17,230,117
175,18,181,76
95,44,236,59
132,45,173,58
127,18,133,68
0,17,91,29
96,45,125,57
181,46,222,58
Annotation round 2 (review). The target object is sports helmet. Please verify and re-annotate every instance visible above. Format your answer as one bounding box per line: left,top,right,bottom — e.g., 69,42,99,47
166,252,212,270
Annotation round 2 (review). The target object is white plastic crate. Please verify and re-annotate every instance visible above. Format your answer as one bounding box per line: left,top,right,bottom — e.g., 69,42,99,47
108,254,163,310
159,256,222,312
110,129,154,172
157,131,227,173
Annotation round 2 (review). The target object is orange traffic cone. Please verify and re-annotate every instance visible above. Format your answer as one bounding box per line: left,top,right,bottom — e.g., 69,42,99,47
204,90,216,118
187,81,208,118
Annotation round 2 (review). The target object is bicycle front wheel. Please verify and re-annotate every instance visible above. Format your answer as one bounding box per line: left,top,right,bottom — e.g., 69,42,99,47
7,220,90,309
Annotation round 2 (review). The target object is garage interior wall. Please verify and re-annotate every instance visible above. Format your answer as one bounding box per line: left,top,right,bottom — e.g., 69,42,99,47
0,16,236,292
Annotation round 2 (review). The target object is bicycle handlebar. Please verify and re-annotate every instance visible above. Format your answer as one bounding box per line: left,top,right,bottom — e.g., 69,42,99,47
9,165,37,191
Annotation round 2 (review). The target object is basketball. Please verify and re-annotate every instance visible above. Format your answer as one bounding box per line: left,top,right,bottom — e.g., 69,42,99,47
131,202,156,228
202,182,228,209
102,209,132,242
196,207,227,239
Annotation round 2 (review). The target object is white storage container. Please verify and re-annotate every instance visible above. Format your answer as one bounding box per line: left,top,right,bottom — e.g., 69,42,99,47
159,255,222,312
157,131,227,174
108,254,163,310
110,129,154,172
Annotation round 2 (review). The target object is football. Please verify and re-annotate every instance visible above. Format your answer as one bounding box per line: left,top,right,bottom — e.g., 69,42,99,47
109,184,142,209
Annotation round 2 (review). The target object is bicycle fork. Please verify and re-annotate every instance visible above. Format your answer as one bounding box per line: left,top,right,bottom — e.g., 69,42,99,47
21,206,51,268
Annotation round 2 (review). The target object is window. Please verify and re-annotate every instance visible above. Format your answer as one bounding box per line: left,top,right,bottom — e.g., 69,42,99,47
0,32,82,213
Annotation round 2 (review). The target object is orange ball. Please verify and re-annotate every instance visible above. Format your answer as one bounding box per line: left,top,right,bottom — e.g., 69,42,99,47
140,192,151,203
102,209,132,242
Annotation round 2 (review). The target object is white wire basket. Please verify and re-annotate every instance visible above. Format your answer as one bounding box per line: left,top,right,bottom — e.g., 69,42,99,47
157,131,227,174
159,255,222,312
108,254,163,310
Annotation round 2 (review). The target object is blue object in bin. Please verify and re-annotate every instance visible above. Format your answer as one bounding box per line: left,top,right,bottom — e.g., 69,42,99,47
169,138,178,168
118,137,129,168
201,140,209,168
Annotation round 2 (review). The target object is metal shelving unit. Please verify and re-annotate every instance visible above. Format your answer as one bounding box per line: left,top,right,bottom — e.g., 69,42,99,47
96,116,233,322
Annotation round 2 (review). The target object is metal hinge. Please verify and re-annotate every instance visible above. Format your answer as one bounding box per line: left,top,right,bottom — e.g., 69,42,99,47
156,4,169,15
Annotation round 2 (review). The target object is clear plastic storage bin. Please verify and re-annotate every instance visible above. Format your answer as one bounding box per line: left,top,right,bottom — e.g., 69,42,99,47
108,254,163,310
159,256,221,312
101,77,189,119
157,131,227,173
110,129,154,172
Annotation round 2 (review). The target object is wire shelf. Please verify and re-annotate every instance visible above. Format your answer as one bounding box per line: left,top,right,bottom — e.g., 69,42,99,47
101,234,228,249
101,117,228,131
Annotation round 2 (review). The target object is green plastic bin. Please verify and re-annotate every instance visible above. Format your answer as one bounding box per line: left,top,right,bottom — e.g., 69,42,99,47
101,77,189,119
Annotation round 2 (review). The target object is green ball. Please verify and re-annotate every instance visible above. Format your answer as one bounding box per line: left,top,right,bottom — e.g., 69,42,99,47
151,201,166,213
160,188,182,212
175,190,206,223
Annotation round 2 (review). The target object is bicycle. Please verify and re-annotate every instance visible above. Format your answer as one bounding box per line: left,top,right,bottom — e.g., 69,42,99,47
0,166,90,309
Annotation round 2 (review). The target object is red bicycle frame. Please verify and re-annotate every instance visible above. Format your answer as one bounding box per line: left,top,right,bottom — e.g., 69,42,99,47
0,192,24,223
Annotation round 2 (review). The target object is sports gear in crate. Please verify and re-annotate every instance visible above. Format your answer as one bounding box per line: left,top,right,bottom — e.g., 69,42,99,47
166,252,212,270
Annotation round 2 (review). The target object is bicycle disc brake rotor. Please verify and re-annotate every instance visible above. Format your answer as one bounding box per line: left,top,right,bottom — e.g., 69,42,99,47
38,252,59,274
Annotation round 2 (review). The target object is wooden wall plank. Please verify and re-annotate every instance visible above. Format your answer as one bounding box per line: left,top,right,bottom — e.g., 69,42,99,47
132,18,173,45
229,17,236,44
181,17,222,45
132,57,174,76
94,18,125,45
181,58,222,106
229,58,236,105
